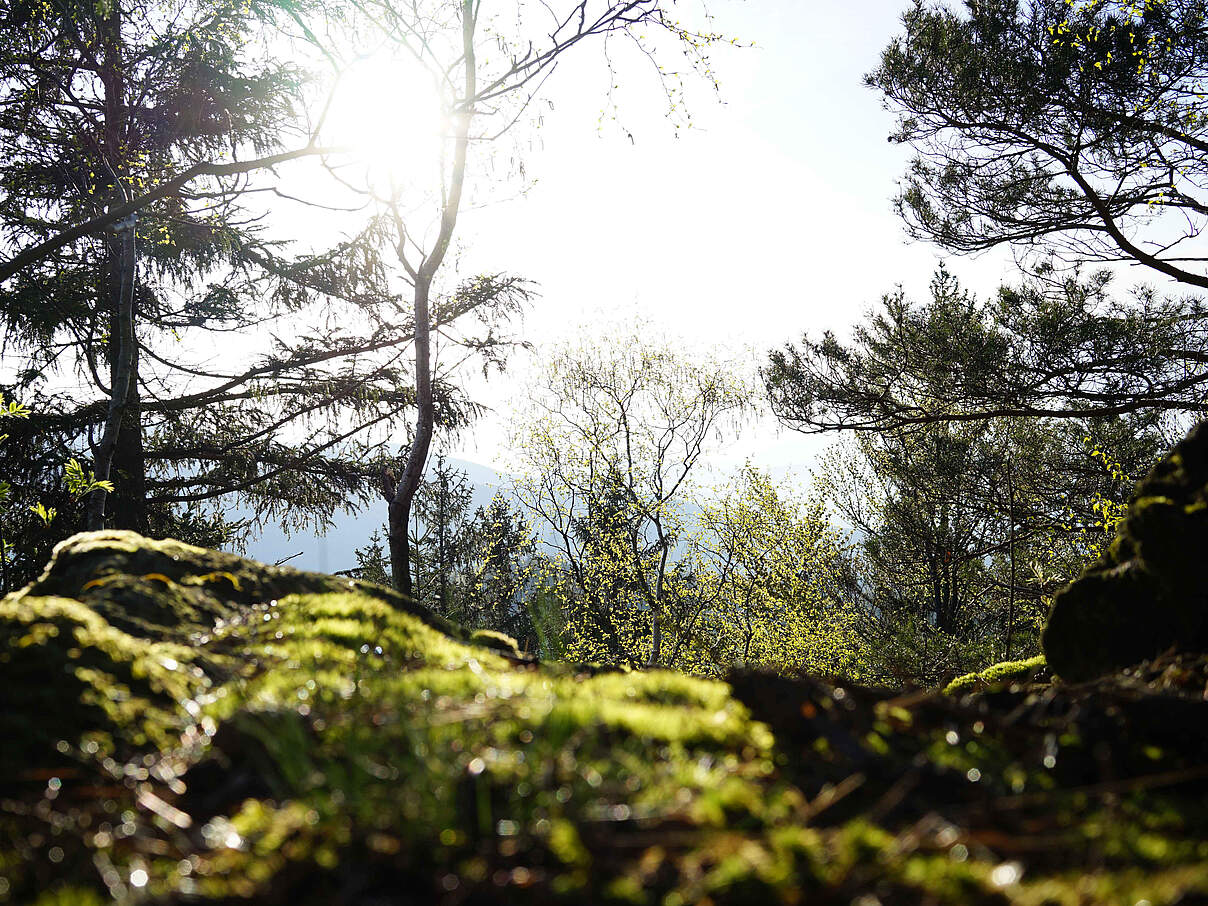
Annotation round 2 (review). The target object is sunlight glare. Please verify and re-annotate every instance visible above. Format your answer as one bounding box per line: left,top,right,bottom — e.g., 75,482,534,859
324,54,446,189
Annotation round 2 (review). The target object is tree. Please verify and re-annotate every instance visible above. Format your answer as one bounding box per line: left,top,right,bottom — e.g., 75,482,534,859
408,455,476,613
0,0,529,582
870,0,1208,288
689,465,866,678
820,423,1012,679
765,263,1176,676
0,393,32,593
459,493,543,650
765,267,1208,432
0,0,325,532
781,2,1208,438
0,394,112,592
512,327,749,667
350,0,730,596
0,0,349,532
811,380,1158,680
355,464,545,648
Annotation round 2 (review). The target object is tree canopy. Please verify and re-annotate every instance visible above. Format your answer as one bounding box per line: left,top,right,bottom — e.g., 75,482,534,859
870,0,1208,287
0,0,536,584
0,0,395,542
511,327,751,668
765,267,1208,433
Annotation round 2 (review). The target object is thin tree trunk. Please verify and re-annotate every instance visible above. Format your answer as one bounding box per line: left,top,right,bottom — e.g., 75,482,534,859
389,280,433,596
437,476,448,611
921,625,928,683
387,0,475,596
930,554,942,631
649,522,669,667
1,526,9,595
87,2,139,532
87,219,136,531
110,309,147,533
111,336,147,533
1005,460,1017,661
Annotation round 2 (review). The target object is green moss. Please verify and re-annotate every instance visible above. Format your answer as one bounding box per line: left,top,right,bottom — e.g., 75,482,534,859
470,628,524,658
3,531,1208,904
945,654,1048,695
0,593,211,764
30,889,108,906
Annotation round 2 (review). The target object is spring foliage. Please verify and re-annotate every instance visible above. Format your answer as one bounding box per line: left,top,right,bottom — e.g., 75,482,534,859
511,329,864,676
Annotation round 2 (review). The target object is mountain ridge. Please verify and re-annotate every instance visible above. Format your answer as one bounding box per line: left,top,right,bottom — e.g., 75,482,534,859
240,456,509,574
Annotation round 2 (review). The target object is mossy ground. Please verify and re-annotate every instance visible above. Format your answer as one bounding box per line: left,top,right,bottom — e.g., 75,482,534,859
3,533,1208,904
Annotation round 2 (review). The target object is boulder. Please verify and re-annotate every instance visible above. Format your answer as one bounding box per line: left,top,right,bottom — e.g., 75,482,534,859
1043,420,1208,681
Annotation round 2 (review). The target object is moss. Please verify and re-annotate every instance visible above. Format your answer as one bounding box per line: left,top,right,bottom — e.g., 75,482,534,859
3,532,1208,904
30,889,108,906
0,593,211,765
470,629,525,659
12,530,465,644
945,655,1048,695
1043,420,1208,681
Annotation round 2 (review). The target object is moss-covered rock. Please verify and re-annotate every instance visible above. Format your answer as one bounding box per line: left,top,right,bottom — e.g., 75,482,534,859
4,531,1208,905
1043,421,1208,681
944,655,1048,696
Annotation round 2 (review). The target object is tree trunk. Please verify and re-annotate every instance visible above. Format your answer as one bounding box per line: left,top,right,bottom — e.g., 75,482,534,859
87,219,136,531
1,526,9,595
929,553,942,631
1005,461,1017,661
386,0,474,596
649,522,670,667
87,2,141,532
110,280,148,533
389,279,434,596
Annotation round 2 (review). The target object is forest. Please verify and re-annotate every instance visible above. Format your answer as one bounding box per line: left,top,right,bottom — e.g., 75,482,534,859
2,0,1208,903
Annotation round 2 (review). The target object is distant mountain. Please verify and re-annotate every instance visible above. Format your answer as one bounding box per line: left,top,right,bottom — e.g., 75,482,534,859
238,456,708,575
239,457,509,574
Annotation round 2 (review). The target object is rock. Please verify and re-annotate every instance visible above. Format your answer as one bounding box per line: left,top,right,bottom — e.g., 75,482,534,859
1043,421,1208,681
4,530,1208,904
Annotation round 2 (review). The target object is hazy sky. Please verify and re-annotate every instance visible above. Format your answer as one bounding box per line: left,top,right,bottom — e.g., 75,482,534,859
269,0,1022,485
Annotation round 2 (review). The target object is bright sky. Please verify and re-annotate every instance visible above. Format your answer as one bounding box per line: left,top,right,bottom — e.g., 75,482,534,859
248,0,1026,566
260,0,1025,494
420,0,1021,479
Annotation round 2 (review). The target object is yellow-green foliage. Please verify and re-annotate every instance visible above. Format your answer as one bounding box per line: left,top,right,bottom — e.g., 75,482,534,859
690,464,867,678
511,333,863,677
1051,0,1181,105
509,325,752,670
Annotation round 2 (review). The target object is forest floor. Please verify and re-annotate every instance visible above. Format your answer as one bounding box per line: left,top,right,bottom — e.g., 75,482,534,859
2,532,1207,905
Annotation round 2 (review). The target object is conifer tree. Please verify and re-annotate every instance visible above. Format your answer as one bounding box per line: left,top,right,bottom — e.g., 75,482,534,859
0,0,524,581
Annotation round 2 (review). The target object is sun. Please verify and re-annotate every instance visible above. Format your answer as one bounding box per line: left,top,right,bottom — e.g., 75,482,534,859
321,53,447,190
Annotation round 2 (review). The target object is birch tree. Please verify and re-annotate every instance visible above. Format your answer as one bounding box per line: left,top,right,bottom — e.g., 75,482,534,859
511,328,748,667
